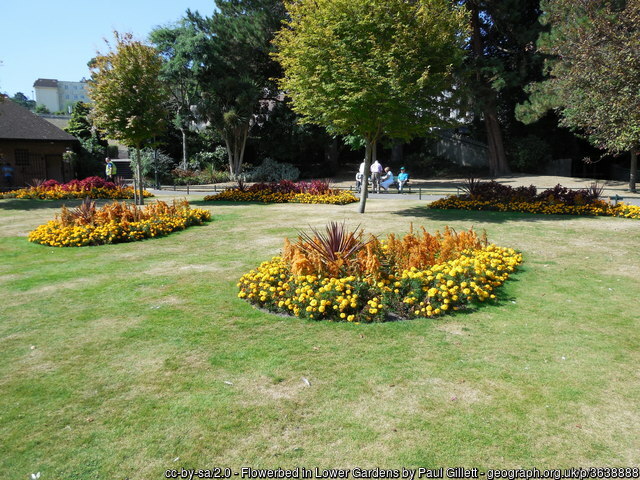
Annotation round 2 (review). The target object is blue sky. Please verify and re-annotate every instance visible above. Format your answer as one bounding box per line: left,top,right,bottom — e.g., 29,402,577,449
0,0,217,98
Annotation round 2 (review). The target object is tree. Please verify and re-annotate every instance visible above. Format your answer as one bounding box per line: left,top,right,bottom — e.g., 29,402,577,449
518,0,640,191
65,102,94,139
64,102,110,178
274,0,468,213
10,92,36,110
461,1,550,176
150,22,201,169
88,32,167,204
173,0,286,177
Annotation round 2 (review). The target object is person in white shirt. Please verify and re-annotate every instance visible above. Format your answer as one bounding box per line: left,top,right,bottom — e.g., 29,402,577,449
380,167,395,192
370,159,383,193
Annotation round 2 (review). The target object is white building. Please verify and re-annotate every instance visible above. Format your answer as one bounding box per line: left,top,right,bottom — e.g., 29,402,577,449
33,78,90,113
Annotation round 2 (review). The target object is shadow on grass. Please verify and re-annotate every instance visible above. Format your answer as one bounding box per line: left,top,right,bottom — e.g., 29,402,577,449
189,200,273,208
0,198,182,211
0,198,81,211
394,206,600,224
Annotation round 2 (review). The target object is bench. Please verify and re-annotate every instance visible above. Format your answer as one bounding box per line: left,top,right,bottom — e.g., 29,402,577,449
609,194,625,205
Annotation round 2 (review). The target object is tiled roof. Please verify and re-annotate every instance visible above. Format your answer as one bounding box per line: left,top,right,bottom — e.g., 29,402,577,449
0,99,78,141
33,78,59,88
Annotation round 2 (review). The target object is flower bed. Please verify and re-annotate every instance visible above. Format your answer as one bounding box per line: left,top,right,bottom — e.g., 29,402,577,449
204,180,357,205
1,177,153,200
429,180,640,219
237,223,522,323
28,199,210,247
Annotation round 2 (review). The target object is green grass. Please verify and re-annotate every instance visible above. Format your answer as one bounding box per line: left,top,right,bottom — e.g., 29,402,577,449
1,197,640,478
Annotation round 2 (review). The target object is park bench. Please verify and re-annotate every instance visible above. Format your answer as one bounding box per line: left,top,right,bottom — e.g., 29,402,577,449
609,194,625,205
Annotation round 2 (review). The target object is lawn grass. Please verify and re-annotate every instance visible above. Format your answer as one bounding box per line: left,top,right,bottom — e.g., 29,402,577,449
1,196,639,478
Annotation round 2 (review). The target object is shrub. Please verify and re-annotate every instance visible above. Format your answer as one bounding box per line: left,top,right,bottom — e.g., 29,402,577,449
430,180,640,219
245,158,300,182
507,135,552,173
171,167,230,185
237,225,522,322
458,180,603,205
132,148,176,183
189,146,228,171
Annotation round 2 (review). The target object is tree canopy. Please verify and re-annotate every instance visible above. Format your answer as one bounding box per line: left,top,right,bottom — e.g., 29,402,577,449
10,92,36,110
88,32,167,203
273,0,469,212
518,0,639,190
164,0,286,176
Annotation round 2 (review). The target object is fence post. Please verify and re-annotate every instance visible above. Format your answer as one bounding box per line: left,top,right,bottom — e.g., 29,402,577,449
187,183,190,195
419,187,422,200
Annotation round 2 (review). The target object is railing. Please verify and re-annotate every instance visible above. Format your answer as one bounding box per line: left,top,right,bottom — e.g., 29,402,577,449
155,183,456,200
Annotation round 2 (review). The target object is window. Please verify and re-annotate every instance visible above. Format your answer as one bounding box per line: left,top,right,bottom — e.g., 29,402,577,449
66,95,69,99
65,85,68,89
15,149,29,166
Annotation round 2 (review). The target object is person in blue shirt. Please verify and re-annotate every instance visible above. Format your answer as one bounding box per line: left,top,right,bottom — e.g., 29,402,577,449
397,166,409,192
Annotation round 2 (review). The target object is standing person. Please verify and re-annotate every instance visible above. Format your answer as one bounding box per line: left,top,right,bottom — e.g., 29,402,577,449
370,158,383,193
104,157,116,182
380,167,395,192
356,159,367,193
2,162,14,188
397,166,409,193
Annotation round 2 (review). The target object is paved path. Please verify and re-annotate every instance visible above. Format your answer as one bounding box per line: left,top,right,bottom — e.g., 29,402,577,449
148,185,640,206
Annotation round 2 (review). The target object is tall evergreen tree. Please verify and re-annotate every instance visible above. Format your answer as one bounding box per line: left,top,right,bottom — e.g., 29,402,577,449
150,22,202,169
65,102,94,140
461,0,548,176
183,0,287,176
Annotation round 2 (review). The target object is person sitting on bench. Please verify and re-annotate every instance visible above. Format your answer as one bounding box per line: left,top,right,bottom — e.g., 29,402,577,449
380,167,395,192
397,167,409,192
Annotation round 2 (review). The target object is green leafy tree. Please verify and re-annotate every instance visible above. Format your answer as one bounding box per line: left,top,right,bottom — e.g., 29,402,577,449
64,101,109,178
65,102,94,139
518,0,639,191
88,32,167,204
10,92,36,110
274,0,468,213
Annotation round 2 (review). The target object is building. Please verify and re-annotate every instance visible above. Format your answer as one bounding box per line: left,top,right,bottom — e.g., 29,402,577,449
33,78,91,113
0,98,78,186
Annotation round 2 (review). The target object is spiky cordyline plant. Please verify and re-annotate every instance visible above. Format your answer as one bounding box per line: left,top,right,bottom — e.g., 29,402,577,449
60,197,97,226
297,221,373,267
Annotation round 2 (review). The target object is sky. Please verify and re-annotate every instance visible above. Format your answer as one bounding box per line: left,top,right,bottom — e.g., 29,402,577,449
0,0,218,98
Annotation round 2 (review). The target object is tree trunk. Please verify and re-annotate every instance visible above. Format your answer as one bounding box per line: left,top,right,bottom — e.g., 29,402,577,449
224,123,250,181
132,153,139,206
135,147,145,205
392,139,403,165
470,1,510,177
181,128,188,170
358,140,373,214
324,137,340,175
630,149,638,193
